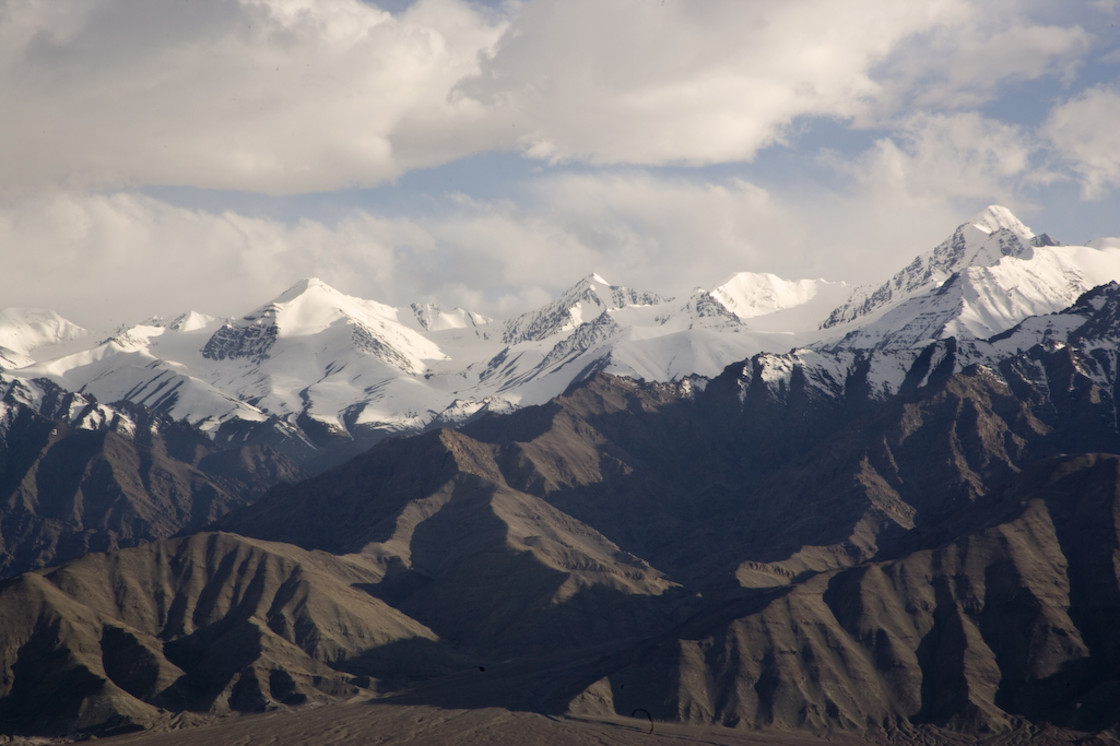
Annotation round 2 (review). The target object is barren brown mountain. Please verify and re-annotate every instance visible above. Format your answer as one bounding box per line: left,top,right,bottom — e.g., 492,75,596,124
2,287,1120,743
0,382,302,577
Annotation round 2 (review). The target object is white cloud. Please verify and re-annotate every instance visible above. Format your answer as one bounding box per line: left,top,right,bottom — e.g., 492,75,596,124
840,112,1045,203
1,0,991,195
0,191,407,327
0,177,817,328
522,173,810,284
0,0,508,195
868,21,1093,115
2,0,1099,192
792,111,1056,281
463,0,970,166
0,0,1112,328
3,145,1083,332
1044,85,1120,198
0,188,582,327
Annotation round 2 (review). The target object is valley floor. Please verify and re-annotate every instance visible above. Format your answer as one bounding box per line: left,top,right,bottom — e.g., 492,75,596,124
50,703,1117,746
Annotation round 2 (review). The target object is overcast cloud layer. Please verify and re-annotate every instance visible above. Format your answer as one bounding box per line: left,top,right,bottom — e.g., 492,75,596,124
1,0,1118,329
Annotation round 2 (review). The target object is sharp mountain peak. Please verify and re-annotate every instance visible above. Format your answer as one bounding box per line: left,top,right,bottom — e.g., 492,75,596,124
965,204,1034,238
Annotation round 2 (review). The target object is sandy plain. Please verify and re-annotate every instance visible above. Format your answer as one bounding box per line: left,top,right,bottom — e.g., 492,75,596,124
8,703,1093,746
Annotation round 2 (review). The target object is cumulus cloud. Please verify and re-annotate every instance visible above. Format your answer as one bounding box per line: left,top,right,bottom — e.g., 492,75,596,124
1044,85,1120,198
842,112,1046,203
1089,0,1119,18
522,172,811,284
1,0,1100,191
1,0,998,193
463,0,970,166
0,0,508,195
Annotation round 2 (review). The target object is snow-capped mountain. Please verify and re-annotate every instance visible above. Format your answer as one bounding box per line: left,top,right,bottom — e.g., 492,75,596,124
820,206,1120,350
201,277,447,374
0,271,835,458
468,272,842,402
966,280,1120,378
1,206,1117,462
15,280,464,454
822,205,1040,329
501,273,669,345
0,376,139,438
710,272,843,321
690,206,1120,407
6,207,1120,743
0,308,88,368
718,278,1120,458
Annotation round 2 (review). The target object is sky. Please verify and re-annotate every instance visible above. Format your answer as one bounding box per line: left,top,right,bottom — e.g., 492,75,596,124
1,0,1119,331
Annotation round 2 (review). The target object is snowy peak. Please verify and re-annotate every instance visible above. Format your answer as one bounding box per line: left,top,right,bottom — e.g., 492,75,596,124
100,312,216,349
656,273,852,335
675,288,744,329
709,273,835,320
921,204,1040,279
4,206,1117,462
820,204,1120,351
201,278,446,372
943,208,1036,271
1066,281,1120,343
567,272,662,309
967,205,1033,238
201,277,376,362
502,274,670,344
273,276,333,303
821,205,1039,330
0,308,88,367
251,277,399,335
168,311,214,333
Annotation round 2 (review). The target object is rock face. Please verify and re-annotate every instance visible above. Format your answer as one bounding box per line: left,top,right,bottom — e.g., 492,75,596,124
220,423,688,661
200,320,279,364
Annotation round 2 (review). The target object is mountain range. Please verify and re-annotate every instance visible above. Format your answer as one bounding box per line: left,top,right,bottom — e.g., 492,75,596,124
1,206,1120,743
5,208,1118,459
